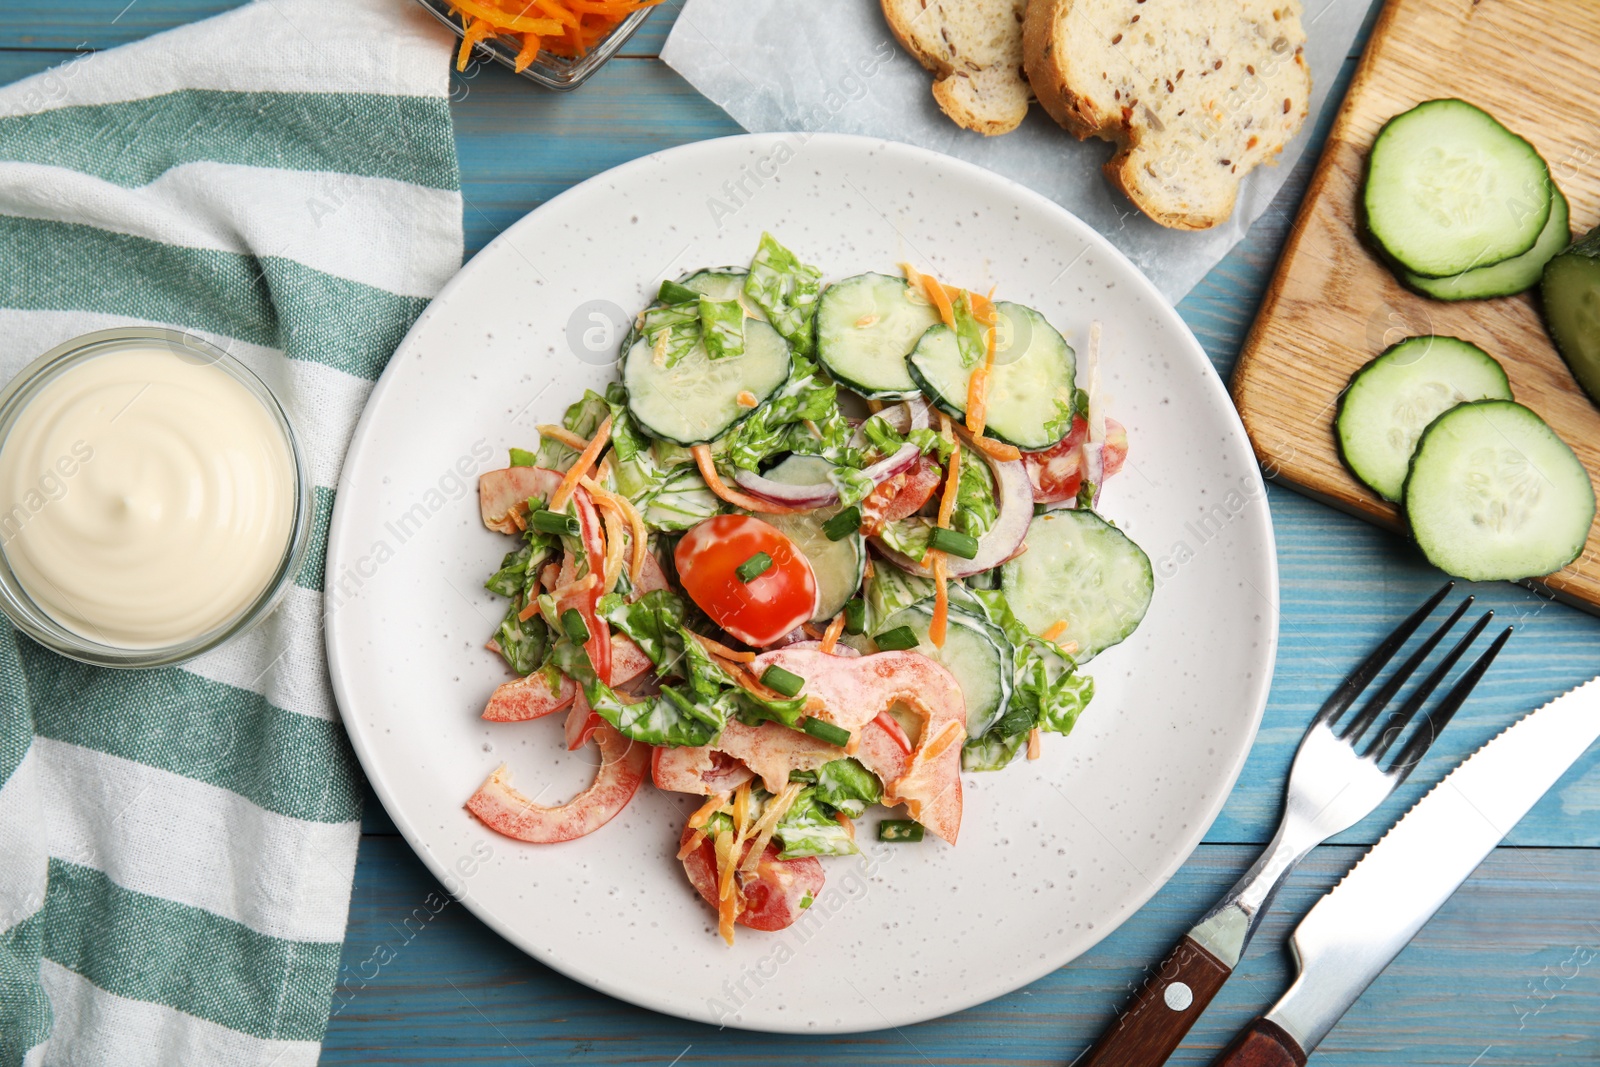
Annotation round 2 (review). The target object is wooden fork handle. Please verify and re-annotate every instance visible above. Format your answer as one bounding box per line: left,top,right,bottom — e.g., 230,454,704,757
1210,1018,1308,1067
1074,935,1232,1067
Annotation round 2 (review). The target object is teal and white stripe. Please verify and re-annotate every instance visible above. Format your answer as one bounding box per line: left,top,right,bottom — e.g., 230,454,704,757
0,1,462,1063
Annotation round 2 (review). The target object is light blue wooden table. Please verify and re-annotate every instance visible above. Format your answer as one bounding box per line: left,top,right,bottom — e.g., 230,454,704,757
11,2,1600,1062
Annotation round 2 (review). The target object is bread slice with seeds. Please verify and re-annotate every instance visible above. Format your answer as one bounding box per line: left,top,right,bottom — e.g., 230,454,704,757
1022,0,1311,229
882,0,1032,136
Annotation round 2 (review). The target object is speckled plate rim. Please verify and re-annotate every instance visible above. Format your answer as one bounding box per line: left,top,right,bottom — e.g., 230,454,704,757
325,132,1280,1034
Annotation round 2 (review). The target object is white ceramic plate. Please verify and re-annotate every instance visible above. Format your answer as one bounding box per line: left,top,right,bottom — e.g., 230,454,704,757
326,134,1278,1034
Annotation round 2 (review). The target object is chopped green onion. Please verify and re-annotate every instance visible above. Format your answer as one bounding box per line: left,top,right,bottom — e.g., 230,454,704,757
874,625,920,652
801,716,850,747
928,526,980,560
760,664,805,698
736,552,773,582
843,598,866,635
561,608,590,644
878,819,924,842
530,509,581,536
821,506,861,541
508,447,537,468
657,279,700,305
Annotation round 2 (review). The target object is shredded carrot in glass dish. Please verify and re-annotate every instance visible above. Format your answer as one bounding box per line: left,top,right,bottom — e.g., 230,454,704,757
446,0,663,72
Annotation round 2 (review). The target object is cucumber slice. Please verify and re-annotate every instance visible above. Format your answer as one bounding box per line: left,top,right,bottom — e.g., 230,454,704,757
1404,400,1594,581
1540,222,1600,407
758,455,865,622
906,301,1077,450
1365,99,1551,278
1001,510,1153,662
1402,187,1569,301
881,599,1013,738
1336,336,1513,502
622,317,791,446
814,273,940,400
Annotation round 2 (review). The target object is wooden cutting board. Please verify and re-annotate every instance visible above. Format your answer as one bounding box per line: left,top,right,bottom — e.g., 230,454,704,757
1232,0,1600,611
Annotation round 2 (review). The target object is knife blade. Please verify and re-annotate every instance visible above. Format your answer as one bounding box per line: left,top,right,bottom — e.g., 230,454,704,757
1213,676,1600,1067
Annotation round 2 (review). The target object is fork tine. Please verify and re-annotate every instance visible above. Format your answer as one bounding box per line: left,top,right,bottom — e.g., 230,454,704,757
1365,609,1494,764
1314,582,1454,728
1338,595,1474,745
1383,624,1514,780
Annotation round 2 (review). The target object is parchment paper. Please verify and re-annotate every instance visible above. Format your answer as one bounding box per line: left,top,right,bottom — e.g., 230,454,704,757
661,0,1375,301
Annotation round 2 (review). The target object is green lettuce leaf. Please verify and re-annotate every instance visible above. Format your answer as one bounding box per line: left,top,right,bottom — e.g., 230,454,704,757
743,232,822,356
699,297,745,360
952,291,989,368
537,389,611,469
950,447,998,540
492,604,550,677
877,517,933,563
814,758,881,818
641,465,721,531
639,302,700,368
775,787,858,859
719,356,862,473
864,566,935,633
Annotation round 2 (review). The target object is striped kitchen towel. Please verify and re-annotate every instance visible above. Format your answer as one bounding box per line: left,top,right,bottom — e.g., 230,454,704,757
0,2,462,1064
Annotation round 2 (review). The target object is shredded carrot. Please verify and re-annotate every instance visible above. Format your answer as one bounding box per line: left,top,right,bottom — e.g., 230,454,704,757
865,398,885,414
513,34,541,71
582,476,646,588
548,414,611,512
937,422,962,528
688,792,730,830
741,781,803,873
736,390,759,408
921,274,956,329
690,632,755,663
1027,727,1042,761
863,556,874,580
507,505,527,532
802,622,826,640
450,0,563,33
714,828,738,945
1059,639,1081,656
517,598,541,622
530,0,580,25
917,719,965,764
731,781,751,841
955,424,1022,462
1041,620,1069,642
595,502,625,595
456,15,491,70
965,290,998,325
965,320,997,436
930,552,949,649
549,572,597,604
820,611,846,654
538,424,589,451
691,444,804,515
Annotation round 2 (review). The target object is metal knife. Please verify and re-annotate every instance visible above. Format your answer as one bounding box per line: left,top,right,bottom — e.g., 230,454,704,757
1211,676,1600,1067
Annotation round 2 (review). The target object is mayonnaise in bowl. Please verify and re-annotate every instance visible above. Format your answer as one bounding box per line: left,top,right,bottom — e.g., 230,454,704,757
0,328,311,666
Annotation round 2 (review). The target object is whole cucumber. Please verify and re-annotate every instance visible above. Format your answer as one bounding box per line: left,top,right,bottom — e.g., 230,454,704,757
1541,223,1600,406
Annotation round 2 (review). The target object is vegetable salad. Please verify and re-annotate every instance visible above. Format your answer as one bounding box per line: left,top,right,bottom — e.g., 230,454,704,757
466,234,1154,942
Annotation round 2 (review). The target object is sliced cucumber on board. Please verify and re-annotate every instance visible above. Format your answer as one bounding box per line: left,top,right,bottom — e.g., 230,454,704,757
1403,187,1570,301
1001,510,1152,662
1364,99,1551,278
622,317,791,445
1404,400,1595,581
814,273,940,400
1336,336,1514,502
881,599,1013,739
906,301,1077,450
1540,222,1600,407
758,455,866,622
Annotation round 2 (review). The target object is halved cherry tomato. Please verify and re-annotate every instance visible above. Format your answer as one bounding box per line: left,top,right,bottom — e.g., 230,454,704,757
674,515,818,647
859,454,941,532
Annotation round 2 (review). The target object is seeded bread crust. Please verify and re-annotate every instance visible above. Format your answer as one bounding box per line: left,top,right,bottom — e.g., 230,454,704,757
882,0,1032,136
1022,0,1311,229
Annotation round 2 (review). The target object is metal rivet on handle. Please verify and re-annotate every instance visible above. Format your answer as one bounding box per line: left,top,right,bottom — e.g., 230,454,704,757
1163,982,1194,1011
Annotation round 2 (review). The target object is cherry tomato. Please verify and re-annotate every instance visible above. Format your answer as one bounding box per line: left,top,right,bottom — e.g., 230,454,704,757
1022,416,1088,504
860,454,942,532
674,515,818,647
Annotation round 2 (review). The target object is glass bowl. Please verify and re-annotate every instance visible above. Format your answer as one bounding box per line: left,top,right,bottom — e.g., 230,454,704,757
0,327,313,669
414,0,655,91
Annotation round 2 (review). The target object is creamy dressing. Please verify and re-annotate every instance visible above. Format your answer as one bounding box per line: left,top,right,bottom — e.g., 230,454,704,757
0,344,296,649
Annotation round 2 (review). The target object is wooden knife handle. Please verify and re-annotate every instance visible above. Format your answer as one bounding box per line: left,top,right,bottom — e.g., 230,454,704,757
1075,935,1232,1067
1210,1018,1308,1067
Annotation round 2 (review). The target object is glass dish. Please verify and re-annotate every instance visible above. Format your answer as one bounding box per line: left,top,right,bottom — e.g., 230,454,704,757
413,0,655,91
0,327,313,669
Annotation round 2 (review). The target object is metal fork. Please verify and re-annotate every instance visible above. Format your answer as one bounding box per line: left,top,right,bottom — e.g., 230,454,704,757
1073,583,1512,1067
